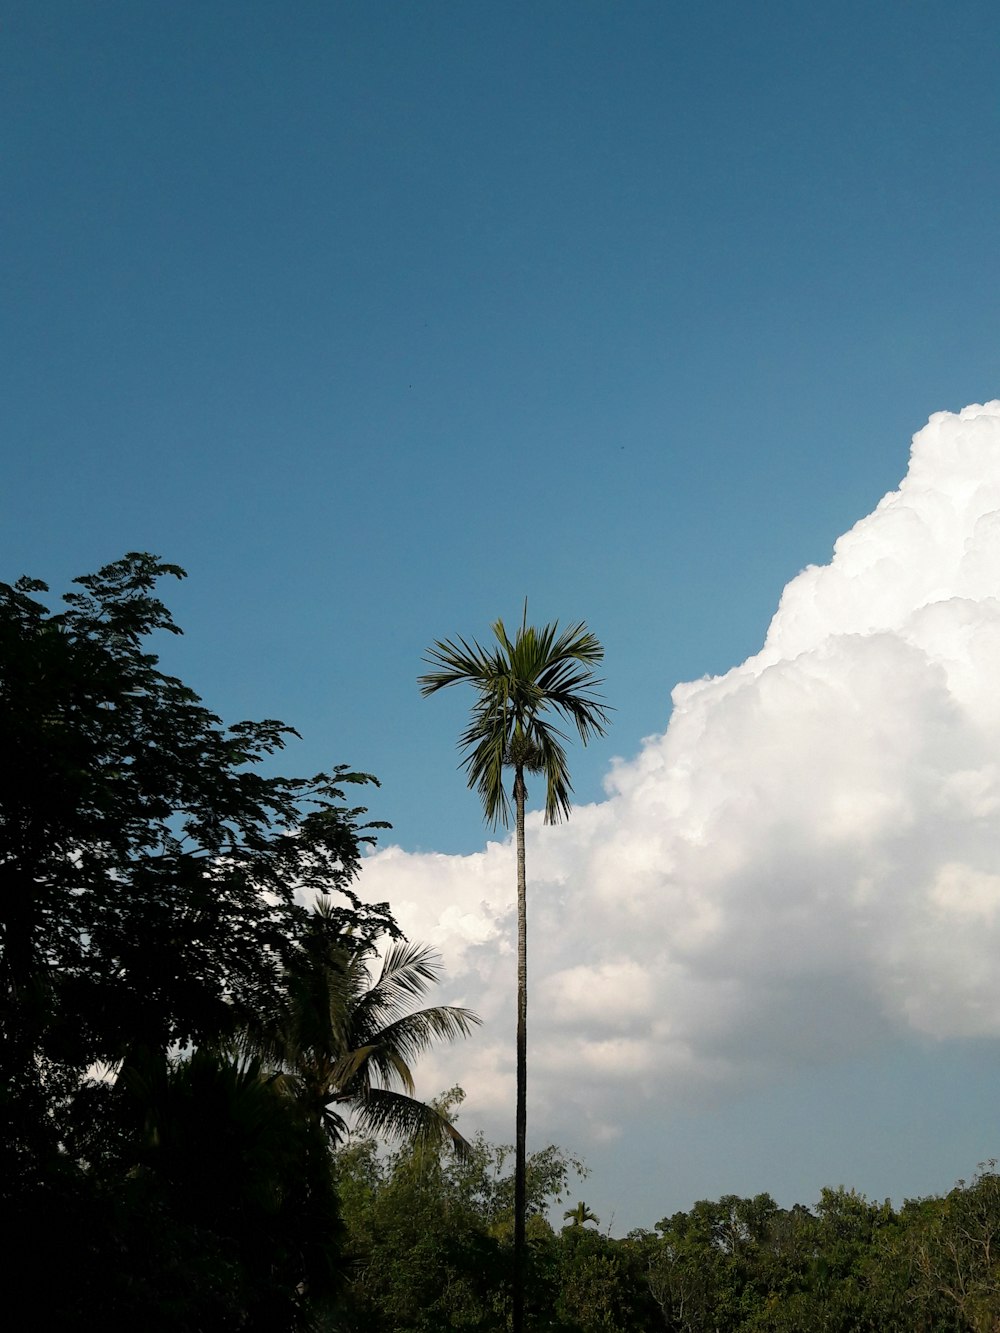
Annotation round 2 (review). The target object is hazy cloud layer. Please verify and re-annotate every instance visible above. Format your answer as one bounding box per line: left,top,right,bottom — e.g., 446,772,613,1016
359,402,1000,1142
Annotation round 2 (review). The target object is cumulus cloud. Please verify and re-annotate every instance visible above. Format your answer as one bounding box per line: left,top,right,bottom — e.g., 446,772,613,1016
359,402,1000,1143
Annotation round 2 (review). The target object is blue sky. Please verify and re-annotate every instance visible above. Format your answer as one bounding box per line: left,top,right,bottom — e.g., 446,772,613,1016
5,2,1000,1228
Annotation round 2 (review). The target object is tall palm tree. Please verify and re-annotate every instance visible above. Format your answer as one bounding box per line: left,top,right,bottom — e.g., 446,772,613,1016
249,898,480,1157
419,608,609,1333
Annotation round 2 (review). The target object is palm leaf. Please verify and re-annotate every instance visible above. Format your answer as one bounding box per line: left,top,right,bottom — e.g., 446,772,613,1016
350,1087,473,1159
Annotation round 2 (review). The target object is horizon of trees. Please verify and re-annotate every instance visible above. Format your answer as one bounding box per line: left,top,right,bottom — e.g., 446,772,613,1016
335,1120,1000,1332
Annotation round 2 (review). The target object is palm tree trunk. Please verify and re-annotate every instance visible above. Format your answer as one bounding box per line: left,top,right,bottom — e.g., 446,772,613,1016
513,764,527,1333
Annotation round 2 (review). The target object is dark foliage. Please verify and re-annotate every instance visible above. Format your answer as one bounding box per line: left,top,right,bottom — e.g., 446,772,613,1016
0,553,392,1328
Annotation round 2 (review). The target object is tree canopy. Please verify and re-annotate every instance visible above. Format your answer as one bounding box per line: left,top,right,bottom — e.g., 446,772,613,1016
0,552,399,1328
419,610,610,827
1,555,393,1102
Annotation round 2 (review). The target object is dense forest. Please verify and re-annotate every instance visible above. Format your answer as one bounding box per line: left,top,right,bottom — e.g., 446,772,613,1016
335,1128,1000,1333
2,554,998,1331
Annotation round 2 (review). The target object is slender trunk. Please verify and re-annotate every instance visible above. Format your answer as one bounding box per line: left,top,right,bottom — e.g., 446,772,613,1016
513,764,528,1333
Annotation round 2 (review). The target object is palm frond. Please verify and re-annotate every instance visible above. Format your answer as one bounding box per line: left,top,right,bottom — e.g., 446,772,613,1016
319,1101,350,1145
533,726,574,823
350,940,444,1035
331,1041,415,1096
418,635,498,693
351,1087,473,1159
366,1005,481,1074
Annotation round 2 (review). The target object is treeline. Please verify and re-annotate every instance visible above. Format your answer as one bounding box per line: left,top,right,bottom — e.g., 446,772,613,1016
334,1130,1000,1332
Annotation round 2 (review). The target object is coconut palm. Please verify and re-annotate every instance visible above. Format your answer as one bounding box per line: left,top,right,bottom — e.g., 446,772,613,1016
249,898,480,1157
419,608,609,1333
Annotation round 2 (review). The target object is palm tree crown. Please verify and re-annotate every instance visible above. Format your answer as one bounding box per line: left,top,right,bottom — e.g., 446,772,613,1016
418,609,610,827
563,1200,600,1229
248,898,480,1156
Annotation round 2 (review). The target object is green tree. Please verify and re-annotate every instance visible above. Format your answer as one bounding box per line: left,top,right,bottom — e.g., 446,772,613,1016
0,554,393,1138
335,1097,589,1332
553,1226,656,1333
420,609,609,1333
0,553,393,1327
247,896,481,1154
898,1164,1000,1332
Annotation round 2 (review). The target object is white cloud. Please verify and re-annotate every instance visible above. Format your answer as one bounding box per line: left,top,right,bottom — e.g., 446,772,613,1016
359,401,1000,1144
